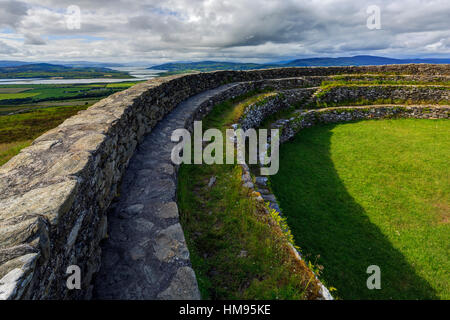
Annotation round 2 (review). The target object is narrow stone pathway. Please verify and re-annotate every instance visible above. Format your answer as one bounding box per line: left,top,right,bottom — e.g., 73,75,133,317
93,84,237,299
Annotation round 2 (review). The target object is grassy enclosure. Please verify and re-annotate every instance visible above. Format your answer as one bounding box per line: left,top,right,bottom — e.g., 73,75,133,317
270,119,450,299
177,92,323,299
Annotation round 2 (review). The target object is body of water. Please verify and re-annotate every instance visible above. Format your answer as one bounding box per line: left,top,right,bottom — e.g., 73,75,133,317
0,67,166,85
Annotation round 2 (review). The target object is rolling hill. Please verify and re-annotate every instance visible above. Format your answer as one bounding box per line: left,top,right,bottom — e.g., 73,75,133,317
148,61,274,73
284,55,450,66
149,55,450,73
0,61,35,67
0,63,132,79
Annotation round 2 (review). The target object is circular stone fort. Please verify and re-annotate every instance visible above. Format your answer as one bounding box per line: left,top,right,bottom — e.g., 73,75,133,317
0,64,448,300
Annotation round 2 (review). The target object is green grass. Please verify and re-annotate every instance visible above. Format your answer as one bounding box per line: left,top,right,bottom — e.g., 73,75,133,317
0,92,40,101
0,81,142,165
155,70,199,77
270,118,450,299
0,64,132,79
0,99,98,115
105,82,143,88
177,92,322,300
0,105,89,165
0,140,32,166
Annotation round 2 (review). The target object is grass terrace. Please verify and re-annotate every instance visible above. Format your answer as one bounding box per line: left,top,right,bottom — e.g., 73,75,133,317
269,118,450,299
177,91,324,299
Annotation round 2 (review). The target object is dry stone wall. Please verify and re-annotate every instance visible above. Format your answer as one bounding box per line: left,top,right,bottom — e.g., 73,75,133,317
313,85,450,107
0,64,449,300
302,74,450,86
236,98,449,301
275,105,449,143
240,88,317,130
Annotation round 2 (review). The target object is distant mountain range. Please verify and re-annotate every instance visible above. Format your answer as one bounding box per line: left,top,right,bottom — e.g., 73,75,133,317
148,61,268,72
0,55,449,79
0,63,132,79
0,60,35,67
0,60,124,68
48,61,124,68
283,55,450,66
149,55,450,73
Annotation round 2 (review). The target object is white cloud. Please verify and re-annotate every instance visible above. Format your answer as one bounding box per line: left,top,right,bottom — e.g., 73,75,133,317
0,0,448,63
0,40,18,54
23,32,46,45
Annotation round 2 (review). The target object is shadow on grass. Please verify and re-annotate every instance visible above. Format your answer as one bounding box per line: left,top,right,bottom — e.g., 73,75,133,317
270,123,437,299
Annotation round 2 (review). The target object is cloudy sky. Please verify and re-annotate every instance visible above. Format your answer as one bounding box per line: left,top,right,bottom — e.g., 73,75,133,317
0,0,449,64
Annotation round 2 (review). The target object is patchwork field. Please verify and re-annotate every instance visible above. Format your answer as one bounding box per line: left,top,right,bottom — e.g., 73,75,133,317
0,105,88,165
0,81,143,165
0,92,40,101
0,82,143,109
1,66,449,300
0,63,132,79
177,92,322,299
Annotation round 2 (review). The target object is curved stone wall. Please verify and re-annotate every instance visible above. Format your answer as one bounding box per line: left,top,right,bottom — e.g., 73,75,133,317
239,84,450,134
313,85,450,107
302,74,450,86
0,64,449,300
240,88,317,130
236,103,449,301
265,105,449,143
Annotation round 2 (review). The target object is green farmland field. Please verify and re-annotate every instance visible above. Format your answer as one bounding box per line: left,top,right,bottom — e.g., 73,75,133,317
0,81,142,165
0,92,39,101
0,82,143,106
